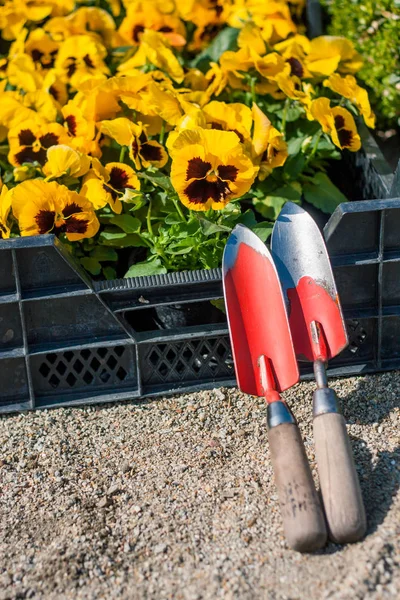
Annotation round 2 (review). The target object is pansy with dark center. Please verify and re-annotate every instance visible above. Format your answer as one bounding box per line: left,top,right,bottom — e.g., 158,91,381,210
334,115,353,147
102,167,133,200
183,156,238,205
65,115,77,136
132,24,145,42
287,57,304,78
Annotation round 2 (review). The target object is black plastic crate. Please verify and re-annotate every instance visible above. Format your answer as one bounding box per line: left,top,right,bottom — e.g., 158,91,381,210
0,135,398,413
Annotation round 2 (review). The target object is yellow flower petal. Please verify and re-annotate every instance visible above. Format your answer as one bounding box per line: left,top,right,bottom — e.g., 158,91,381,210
43,145,91,178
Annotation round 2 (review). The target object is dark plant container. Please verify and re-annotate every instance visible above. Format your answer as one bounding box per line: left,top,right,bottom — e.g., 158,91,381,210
0,124,398,414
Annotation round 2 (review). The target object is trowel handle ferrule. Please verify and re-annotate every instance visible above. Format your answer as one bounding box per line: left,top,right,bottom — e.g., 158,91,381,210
313,387,340,416
267,400,296,429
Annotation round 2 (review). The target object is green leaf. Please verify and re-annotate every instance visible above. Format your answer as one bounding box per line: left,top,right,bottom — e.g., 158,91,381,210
165,238,195,254
283,153,306,179
250,222,274,242
191,27,239,69
287,137,304,156
303,172,347,214
165,212,182,225
236,209,258,228
199,219,231,236
210,299,226,314
80,257,102,276
254,182,302,220
99,229,146,248
109,214,141,233
124,257,167,278
139,170,174,193
90,247,118,262
103,266,117,280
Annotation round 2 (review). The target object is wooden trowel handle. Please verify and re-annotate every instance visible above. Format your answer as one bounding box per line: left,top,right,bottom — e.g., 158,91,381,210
268,422,327,552
313,411,367,544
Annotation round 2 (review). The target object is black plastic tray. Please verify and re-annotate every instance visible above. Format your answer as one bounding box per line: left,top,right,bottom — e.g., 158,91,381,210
0,124,398,413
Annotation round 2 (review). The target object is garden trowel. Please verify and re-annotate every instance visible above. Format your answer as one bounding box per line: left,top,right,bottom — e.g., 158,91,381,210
223,224,327,552
271,202,367,544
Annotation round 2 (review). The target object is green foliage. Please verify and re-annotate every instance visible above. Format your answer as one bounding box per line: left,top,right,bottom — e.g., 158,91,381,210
323,0,400,128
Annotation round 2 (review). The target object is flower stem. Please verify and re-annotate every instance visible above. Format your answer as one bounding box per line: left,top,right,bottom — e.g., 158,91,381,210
173,197,187,222
308,129,323,162
159,121,165,145
147,198,154,237
250,77,257,104
119,145,127,163
281,98,290,138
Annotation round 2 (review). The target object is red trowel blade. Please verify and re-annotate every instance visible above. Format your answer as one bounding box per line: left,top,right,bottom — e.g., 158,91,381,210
271,202,348,362
222,225,299,397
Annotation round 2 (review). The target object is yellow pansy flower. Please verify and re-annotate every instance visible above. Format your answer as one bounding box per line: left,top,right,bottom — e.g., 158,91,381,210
25,29,59,71
311,98,361,152
100,118,168,170
55,35,110,87
21,90,59,123
324,74,376,129
251,103,287,179
274,34,312,79
43,145,91,179
118,5,186,47
8,119,71,166
61,101,101,156
71,76,121,123
238,22,266,55
109,73,154,116
306,36,363,77
118,30,184,83
205,62,228,98
11,179,99,241
170,128,258,211
45,7,117,47
0,184,12,240
42,69,68,107
220,47,287,97
228,0,296,45
81,160,141,214
6,53,44,92
140,82,185,127
203,101,253,143
0,0,54,41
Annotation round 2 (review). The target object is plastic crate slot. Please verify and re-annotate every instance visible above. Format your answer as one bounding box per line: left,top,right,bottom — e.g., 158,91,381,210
83,371,94,384
39,363,50,377
116,367,127,381
100,369,111,383
64,351,74,362
97,348,108,358
49,374,60,388
107,354,118,369
73,359,84,374
47,353,57,364
56,361,67,375
90,357,101,371
66,373,77,387
114,346,125,357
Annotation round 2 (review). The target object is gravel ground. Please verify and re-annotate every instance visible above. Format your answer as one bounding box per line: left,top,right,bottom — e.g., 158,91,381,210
0,372,399,600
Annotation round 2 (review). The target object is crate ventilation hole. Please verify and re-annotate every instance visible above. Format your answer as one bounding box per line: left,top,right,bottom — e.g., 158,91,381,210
145,337,234,382
39,347,127,389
